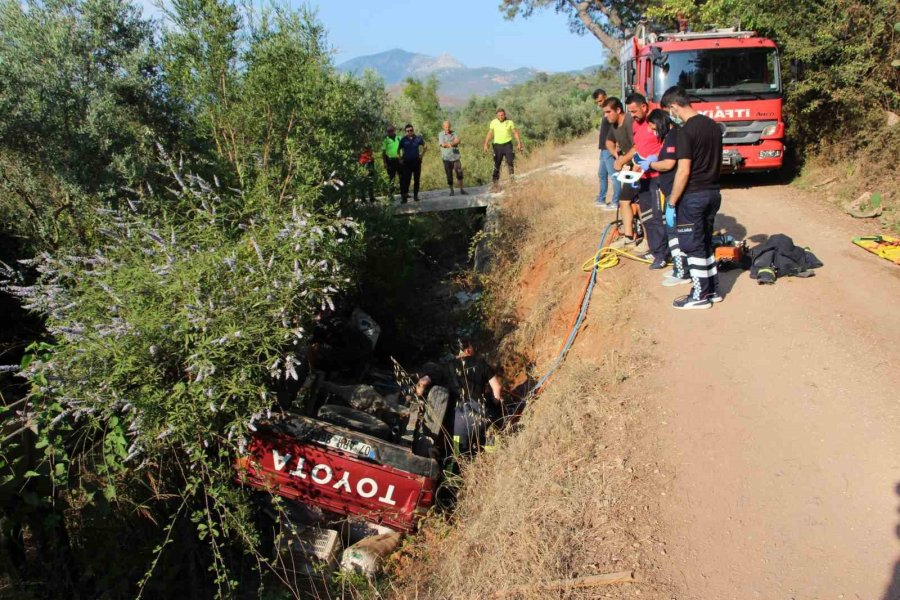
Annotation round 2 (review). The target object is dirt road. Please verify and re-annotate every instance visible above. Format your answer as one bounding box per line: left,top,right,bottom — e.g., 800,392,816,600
563,139,900,599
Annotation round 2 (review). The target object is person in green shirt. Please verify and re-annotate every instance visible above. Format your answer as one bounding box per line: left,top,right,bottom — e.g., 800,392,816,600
482,108,523,189
381,125,401,199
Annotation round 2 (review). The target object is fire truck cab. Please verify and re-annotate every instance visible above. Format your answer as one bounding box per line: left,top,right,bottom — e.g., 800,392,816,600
621,27,785,172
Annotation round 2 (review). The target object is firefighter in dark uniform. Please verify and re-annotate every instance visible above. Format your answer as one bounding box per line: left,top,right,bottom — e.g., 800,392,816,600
660,85,723,310
448,339,503,455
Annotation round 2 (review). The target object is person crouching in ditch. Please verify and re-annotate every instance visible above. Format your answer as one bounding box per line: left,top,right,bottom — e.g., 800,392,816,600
449,339,503,456
438,120,466,196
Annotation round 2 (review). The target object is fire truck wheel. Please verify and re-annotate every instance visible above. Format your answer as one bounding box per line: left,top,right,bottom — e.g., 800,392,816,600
317,404,392,440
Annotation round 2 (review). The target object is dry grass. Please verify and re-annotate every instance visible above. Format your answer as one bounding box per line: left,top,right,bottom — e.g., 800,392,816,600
794,124,900,234
393,360,646,600
387,170,674,599
482,173,622,373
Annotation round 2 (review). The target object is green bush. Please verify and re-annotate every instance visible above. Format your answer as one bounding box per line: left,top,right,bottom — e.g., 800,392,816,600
0,0,181,252
4,163,363,596
0,1,387,596
163,1,387,206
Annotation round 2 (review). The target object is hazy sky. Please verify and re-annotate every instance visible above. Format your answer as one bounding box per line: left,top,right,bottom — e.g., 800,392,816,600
291,1,607,72
135,0,609,72
302,0,604,71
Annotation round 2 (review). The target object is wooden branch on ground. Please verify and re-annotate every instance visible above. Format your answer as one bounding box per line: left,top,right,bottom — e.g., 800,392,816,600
813,176,839,187
491,571,635,598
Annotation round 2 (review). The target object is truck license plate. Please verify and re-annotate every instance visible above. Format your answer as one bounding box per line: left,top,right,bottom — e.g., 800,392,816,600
313,432,376,459
722,154,732,166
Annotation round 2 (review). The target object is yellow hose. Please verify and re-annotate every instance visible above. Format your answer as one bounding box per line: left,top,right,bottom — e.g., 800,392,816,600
580,246,654,272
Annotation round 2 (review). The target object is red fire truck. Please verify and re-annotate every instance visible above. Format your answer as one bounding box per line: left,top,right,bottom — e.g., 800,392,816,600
621,27,785,172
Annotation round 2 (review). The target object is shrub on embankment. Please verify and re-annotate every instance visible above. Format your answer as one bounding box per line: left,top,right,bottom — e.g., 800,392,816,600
0,1,388,596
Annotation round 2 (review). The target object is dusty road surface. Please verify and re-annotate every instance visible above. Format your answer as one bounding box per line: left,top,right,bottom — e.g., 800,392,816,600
562,138,900,599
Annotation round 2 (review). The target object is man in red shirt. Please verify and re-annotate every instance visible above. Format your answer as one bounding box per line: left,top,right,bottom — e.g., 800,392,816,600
358,147,376,202
624,94,667,269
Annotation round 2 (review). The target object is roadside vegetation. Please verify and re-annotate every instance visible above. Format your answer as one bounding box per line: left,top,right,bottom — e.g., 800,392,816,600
382,68,618,193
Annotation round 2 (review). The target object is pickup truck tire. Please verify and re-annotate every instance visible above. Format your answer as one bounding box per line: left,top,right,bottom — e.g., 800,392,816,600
317,404,392,440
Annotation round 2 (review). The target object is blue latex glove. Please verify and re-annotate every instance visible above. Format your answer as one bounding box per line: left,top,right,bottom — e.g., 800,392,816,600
665,203,676,228
637,154,658,171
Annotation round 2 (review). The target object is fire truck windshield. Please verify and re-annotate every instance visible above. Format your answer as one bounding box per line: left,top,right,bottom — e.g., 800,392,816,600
652,48,781,101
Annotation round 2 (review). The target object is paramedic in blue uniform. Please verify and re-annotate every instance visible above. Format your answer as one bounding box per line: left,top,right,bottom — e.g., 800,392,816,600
660,86,723,310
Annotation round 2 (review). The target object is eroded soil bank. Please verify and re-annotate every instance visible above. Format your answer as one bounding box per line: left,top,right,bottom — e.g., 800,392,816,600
390,137,900,600
390,171,676,599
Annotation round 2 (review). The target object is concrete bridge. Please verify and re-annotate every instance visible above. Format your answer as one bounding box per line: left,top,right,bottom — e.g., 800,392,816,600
391,185,498,215
357,163,566,215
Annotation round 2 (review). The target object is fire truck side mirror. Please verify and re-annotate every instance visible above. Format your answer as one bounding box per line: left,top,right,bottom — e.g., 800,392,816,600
789,59,805,82
649,46,668,67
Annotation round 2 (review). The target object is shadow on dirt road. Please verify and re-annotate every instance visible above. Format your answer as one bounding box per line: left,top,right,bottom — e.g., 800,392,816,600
885,482,900,600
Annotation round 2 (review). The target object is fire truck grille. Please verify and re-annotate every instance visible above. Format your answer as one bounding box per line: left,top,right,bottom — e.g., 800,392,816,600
721,120,777,145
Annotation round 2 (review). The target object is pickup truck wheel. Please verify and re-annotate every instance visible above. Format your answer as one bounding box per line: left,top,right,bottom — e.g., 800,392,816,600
317,404,392,440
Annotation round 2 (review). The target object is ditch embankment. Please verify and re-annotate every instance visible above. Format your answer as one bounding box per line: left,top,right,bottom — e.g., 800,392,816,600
389,157,676,599
388,136,900,600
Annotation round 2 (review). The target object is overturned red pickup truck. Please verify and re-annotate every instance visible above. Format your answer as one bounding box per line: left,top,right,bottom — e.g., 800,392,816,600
236,412,442,532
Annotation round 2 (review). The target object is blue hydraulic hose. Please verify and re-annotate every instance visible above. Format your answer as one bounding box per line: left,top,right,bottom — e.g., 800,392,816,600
528,221,616,398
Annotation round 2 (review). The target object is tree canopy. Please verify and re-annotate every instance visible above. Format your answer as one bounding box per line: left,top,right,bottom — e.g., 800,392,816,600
500,0,649,55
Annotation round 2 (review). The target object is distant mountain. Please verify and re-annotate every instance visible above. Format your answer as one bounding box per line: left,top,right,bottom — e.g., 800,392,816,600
338,49,464,83
337,49,541,106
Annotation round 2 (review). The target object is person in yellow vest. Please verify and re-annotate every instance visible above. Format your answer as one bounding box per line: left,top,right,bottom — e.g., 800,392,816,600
482,108,523,190
381,125,401,200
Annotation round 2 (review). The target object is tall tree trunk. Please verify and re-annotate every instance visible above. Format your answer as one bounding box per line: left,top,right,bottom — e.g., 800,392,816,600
567,0,625,55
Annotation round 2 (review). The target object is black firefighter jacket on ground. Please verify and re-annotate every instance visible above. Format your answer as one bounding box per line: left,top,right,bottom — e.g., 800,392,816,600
749,233,823,284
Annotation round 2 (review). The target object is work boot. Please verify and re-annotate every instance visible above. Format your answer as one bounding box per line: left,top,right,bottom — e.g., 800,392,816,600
459,185,467,195
450,188,455,196
401,196,408,204
414,195,420,202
